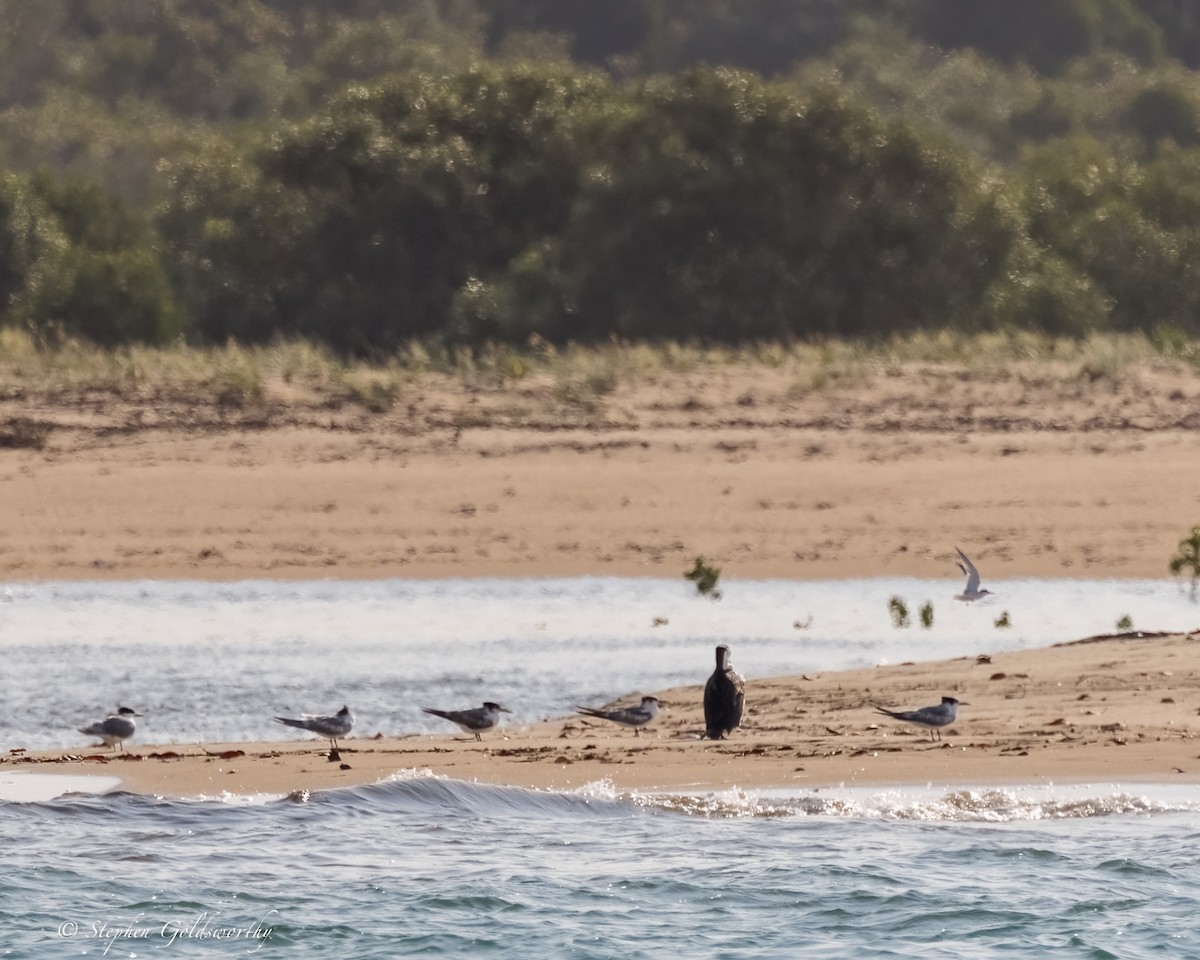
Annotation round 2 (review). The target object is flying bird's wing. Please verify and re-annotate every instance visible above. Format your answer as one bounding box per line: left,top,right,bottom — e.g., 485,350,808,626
956,547,981,593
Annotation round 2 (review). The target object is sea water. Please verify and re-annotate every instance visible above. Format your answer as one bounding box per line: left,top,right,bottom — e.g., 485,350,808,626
1,576,1199,957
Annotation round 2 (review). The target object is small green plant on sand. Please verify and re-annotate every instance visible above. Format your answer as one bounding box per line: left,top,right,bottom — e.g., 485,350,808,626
1116,614,1134,632
684,556,722,600
994,611,1012,629
889,596,910,628
1169,525,1200,600
919,601,934,629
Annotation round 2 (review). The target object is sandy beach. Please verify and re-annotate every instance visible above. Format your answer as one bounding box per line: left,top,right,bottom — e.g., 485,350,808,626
9,628,1200,798
3,358,1200,796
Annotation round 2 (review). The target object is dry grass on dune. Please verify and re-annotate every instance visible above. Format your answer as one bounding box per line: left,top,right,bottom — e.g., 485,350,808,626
2,328,1200,439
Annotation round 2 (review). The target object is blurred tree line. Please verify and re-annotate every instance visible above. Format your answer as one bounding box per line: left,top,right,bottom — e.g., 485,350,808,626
4,0,1200,352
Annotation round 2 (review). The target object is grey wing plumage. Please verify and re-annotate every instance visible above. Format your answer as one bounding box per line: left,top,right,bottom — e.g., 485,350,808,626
576,706,620,722
876,700,956,727
956,547,981,593
424,706,490,730
104,716,136,738
421,707,461,724
583,705,648,725
274,712,351,738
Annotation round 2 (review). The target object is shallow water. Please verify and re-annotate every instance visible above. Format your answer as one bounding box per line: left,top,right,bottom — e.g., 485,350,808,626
3,576,1199,958
0,576,1194,749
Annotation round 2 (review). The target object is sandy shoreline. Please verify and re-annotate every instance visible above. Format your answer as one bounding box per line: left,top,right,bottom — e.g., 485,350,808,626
4,360,1200,798
3,360,1200,584
8,630,1199,798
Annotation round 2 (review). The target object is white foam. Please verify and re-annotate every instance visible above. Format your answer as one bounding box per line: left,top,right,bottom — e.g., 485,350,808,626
0,771,122,802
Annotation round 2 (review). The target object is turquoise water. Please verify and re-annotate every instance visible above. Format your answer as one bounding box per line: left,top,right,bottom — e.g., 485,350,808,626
2,577,1199,957
4,776,1199,958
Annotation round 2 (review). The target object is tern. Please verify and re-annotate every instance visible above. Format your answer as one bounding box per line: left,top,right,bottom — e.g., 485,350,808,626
703,644,745,740
422,702,511,741
954,547,993,601
78,706,144,751
575,696,660,737
874,696,960,741
274,704,354,751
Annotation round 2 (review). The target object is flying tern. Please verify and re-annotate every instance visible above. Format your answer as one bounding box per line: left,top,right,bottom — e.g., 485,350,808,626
954,547,993,601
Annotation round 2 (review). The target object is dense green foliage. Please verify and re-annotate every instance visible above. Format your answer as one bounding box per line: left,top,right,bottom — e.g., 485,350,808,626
3,0,1200,351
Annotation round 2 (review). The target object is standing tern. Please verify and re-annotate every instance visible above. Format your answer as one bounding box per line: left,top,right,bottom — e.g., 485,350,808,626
874,696,960,741
954,547,993,601
78,706,144,751
576,696,660,737
422,702,511,741
274,704,354,751
703,644,745,740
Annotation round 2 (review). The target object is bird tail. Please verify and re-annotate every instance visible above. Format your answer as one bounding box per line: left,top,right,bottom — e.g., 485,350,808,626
421,708,449,721
273,716,306,729
575,707,606,719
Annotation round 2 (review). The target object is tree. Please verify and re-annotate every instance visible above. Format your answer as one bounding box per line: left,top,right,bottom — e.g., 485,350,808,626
259,63,607,353
509,71,1021,343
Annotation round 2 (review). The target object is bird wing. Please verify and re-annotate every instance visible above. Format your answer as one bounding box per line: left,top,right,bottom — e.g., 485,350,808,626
426,707,489,728
729,671,745,729
576,706,617,722
956,548,981,593
917,703,955,725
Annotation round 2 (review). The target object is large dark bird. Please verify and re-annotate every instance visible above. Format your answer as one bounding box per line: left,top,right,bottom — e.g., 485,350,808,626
703,644,744,740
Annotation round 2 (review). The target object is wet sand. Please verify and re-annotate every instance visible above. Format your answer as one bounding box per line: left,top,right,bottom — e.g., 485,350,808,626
9,630,1199,798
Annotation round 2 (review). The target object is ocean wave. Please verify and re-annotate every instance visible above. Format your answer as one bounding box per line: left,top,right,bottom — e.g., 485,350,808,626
274,770,641,821
280,776,1200,824
2,773,1195,826
610,782,1200,822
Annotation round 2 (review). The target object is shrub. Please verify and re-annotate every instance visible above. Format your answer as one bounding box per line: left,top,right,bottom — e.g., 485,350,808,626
1169,525,1200,599
684,556,722,600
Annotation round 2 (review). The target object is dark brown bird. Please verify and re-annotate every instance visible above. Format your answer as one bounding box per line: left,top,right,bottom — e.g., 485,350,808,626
703,644,745,739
